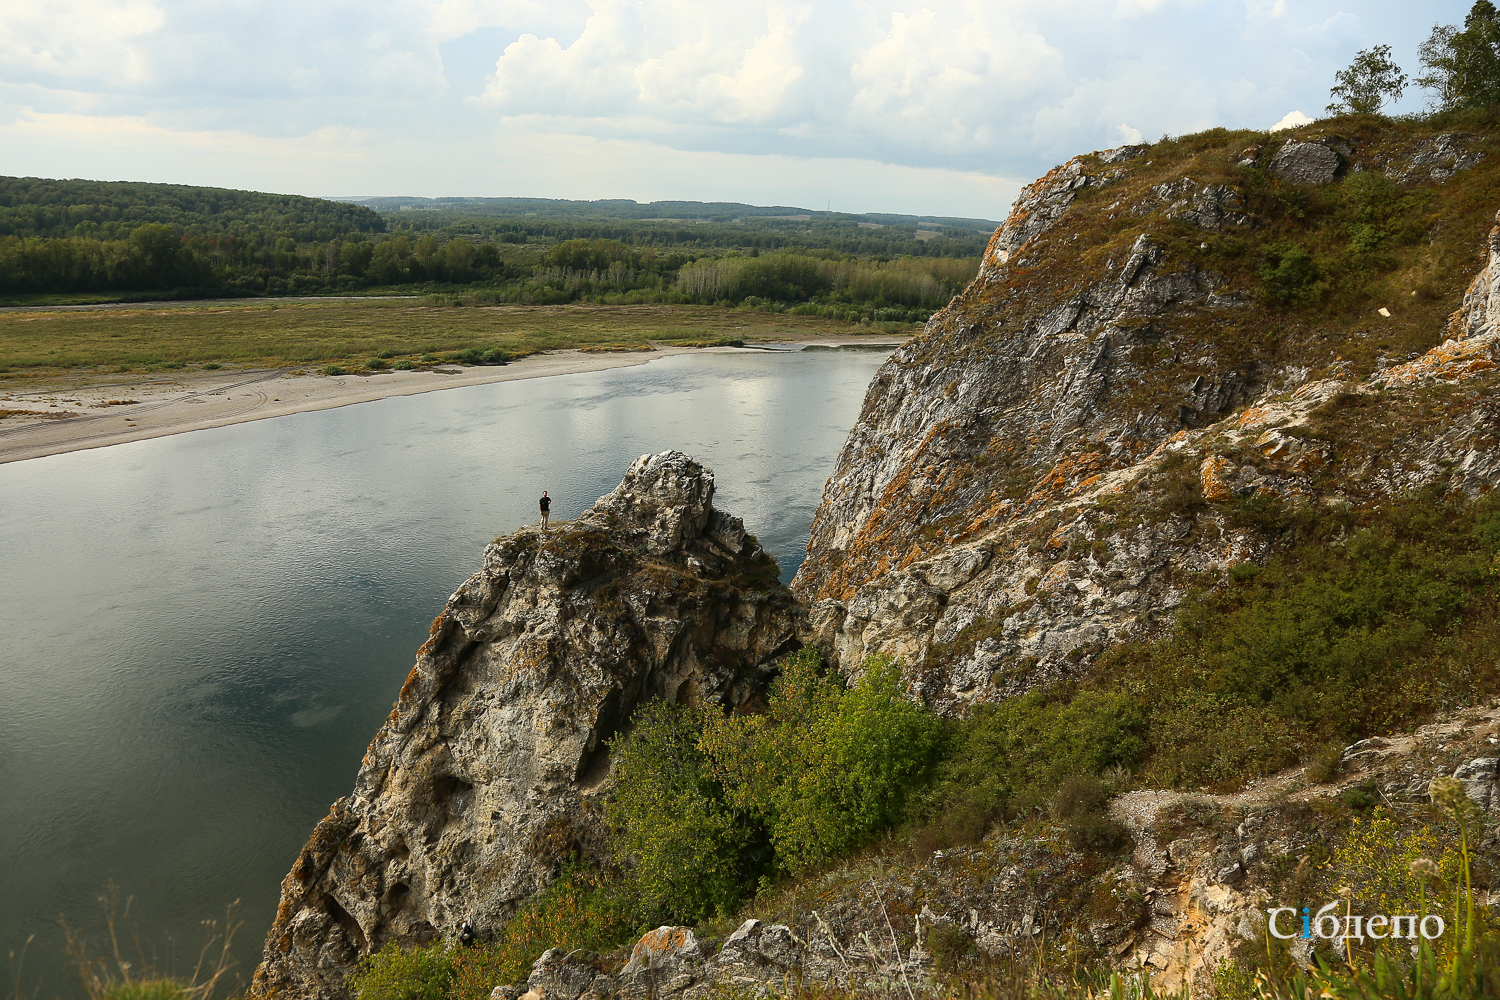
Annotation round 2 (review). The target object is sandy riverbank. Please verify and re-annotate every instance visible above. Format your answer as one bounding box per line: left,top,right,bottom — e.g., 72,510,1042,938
0,337,901,465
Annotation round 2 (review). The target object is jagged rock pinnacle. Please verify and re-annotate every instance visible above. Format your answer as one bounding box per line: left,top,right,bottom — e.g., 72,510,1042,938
249,451,801,1000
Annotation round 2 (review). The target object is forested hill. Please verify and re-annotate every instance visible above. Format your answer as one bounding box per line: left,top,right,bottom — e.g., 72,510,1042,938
0,176,386,242
347,195,997,260
0,177,987,313
350,194,996,228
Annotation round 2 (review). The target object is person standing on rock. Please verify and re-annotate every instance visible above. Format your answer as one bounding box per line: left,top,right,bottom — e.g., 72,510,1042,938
539,491,551,529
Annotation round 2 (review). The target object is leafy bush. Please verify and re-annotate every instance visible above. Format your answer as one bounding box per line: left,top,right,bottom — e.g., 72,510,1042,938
1259,241,1322,304
1306,744,1344,784
701,650,944,873
1052,776,1129,852
322,364,346,375
367,358,389,370
919,689,1142,823
607,702,767,923
348,940,453,1000
609,650,941,915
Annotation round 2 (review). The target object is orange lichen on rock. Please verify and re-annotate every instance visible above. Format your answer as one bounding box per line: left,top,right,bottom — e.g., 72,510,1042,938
1235,406,1272,430
1199,455,1233,501
1382,335,1499,387
1023,452,1113,506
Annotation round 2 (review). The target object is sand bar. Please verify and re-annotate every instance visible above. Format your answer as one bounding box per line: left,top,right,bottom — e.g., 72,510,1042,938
0,337,901,465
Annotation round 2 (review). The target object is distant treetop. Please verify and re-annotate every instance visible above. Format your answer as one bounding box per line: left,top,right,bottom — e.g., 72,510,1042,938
0,176,386,242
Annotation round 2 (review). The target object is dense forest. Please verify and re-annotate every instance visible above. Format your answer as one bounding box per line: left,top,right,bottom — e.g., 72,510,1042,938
357,195,994,259
0,178,990,320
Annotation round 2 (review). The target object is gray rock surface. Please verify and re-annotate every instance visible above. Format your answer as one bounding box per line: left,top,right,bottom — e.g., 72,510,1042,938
792,145,1500,710
1385,133,1484,184
1270,140,1341,184
1453,757,1500,812
984,149,1134,269
248,452,801,1000
1137,177,1250,230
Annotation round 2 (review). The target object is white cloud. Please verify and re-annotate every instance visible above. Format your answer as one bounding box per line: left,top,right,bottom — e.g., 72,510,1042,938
1114,123,1143,144
0,0,165,86
0,0,1477,210
849,5,1063,150
1270,109,1312,131
0,102,1024,217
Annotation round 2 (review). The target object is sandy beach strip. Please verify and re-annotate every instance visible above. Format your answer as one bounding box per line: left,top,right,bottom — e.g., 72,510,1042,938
0,337,900,465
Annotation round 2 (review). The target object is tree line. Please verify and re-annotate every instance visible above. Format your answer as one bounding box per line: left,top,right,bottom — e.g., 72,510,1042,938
0,176,383,242
0,173,987,303
426,241,978,323
1325,1,1500,115
378,211,990,259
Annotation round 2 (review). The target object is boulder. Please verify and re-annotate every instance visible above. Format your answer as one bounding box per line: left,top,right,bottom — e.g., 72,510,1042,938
1453,757,1500,811
1269,140,1341,185
621,926,702,974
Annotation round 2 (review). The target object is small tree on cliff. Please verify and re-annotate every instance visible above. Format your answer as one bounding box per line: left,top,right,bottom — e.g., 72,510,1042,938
1419,0,1500,111
1327,44,1408,115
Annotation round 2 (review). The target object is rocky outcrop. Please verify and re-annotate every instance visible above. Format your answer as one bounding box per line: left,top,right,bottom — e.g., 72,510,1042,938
984,149,1140,270
1385,132,1484,184
249,452,801,1000
792,135,1500,711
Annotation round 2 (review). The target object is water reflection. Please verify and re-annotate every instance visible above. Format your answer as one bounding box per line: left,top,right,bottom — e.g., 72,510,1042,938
0,348,885,991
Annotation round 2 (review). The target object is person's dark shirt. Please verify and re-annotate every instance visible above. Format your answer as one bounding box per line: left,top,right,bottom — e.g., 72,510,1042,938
539,496,551,513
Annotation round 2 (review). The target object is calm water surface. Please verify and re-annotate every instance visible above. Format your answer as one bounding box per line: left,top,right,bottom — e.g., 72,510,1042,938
0,348,885,990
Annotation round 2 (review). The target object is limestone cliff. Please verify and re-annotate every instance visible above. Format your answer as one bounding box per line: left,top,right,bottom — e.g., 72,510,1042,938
792,123,1500,710
249,452,800,1000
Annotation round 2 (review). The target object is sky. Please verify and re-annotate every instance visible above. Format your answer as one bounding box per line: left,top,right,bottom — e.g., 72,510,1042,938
0,1,1477,218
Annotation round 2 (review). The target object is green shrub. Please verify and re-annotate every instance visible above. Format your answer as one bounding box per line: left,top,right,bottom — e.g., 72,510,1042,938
367,358,389,370
420,354,439,362
608,702,766,922
201,362,222,370
1099,488,1500,788
392,359,414,370
479,348,509,365
1306,743,1344,784
322,364,346,375
921,689,1142,822
376,349,399,359
1259,241,1323,304
1052,775,1129,852
701,650,943,873
610,651,941,910
347,940,453,1000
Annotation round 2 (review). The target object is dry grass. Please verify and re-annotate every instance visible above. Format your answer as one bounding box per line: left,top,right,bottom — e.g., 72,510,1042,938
0,300,912,377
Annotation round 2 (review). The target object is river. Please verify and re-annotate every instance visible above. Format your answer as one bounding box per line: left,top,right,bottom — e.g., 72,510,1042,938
0,346,887,994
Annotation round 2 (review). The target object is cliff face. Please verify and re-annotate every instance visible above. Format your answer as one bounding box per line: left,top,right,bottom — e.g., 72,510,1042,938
249,452,800,1000
791,124,1500,711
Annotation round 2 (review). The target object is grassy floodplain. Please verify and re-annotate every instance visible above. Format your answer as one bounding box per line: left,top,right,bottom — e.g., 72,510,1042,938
0,299,915,378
